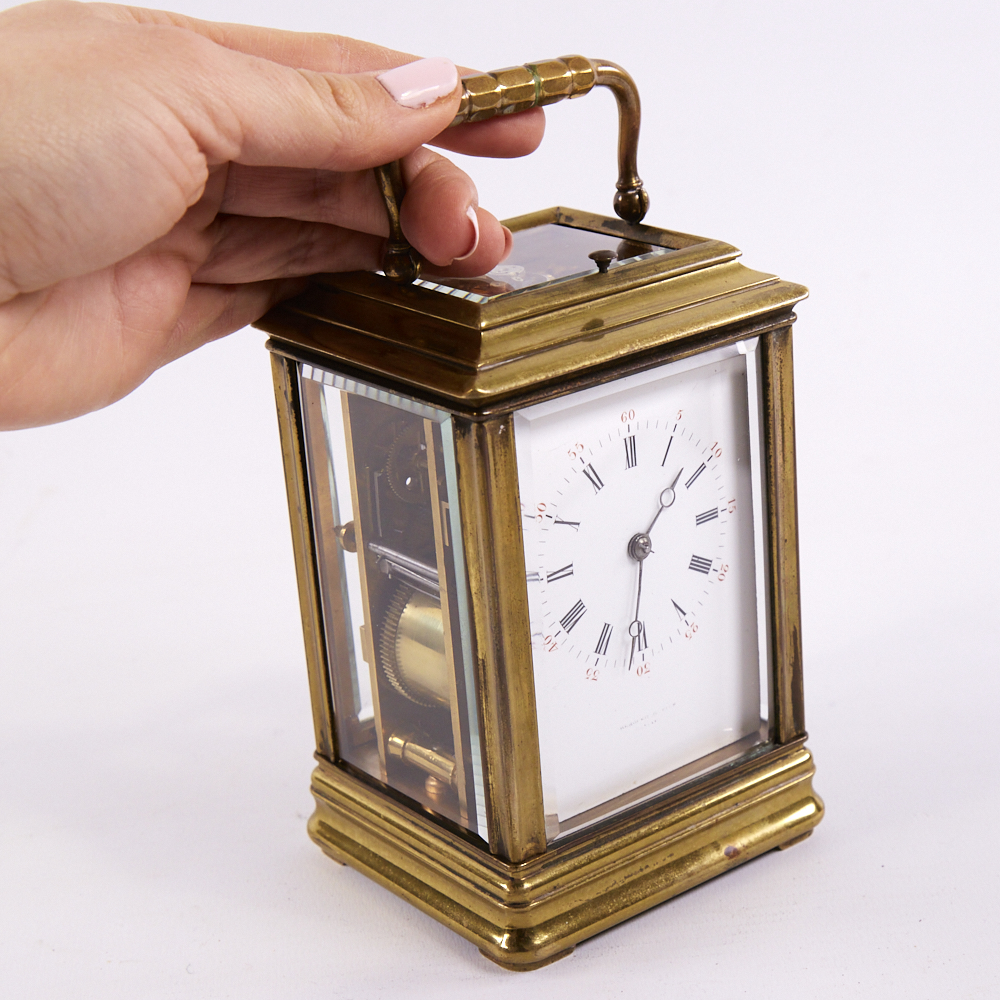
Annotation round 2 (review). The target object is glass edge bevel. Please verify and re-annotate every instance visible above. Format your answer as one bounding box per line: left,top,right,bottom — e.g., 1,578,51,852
314,380,363,712
740,338,775,737
438,416,489,837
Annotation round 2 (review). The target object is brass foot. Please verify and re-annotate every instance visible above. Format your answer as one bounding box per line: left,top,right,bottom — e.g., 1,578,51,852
777,830,813,850
479,946,575,972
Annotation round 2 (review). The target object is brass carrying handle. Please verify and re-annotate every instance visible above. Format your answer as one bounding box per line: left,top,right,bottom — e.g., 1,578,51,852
376,56,649,283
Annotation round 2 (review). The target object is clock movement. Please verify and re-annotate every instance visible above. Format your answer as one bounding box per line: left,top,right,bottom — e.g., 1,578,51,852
255,55,822,969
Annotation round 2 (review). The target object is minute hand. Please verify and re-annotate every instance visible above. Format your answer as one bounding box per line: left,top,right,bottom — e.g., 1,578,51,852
645,467,684,535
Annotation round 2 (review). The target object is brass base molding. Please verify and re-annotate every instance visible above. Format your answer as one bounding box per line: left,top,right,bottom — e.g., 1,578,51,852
308,742,823,969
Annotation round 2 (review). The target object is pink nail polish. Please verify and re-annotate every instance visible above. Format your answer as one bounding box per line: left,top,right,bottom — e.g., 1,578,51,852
377,57,459,109
453,206,480,261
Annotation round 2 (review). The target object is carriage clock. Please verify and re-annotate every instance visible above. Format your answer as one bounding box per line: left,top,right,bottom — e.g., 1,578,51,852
255,56,823,970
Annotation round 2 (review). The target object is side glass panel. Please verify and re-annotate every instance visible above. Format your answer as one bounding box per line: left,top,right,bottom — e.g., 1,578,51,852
514,340,772,841
298,364,486,839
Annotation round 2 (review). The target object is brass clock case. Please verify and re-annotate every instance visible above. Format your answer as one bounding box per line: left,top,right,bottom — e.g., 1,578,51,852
257,54,820,972
259,209,820,968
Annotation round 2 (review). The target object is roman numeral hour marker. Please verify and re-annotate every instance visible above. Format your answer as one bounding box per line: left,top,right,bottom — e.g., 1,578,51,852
696,507,719,526
582,464,604,493
624,435,637,469
685,463,706,489
595,623,612,656
560,599,587,633
546,563,574,583
689,554,713,574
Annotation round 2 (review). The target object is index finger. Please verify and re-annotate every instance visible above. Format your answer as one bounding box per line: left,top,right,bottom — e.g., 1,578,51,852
104,5,545,159
110,5,418,72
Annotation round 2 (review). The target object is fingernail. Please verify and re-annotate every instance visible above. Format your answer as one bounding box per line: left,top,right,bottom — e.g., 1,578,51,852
377,57,459,109
453,206,480,261
499,226,513,263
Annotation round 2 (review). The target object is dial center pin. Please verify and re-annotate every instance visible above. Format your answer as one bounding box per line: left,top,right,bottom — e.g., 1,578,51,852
628,532,653,561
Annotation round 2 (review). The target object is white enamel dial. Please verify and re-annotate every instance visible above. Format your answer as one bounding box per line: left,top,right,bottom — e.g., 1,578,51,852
514,341,770,837
527,412,733,673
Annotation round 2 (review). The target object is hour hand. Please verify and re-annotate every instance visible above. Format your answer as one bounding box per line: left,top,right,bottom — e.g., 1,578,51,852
646,467,683,535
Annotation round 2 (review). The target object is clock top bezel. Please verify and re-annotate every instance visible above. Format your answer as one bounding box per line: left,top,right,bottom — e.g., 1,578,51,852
256,208,807,413
310,207,736,330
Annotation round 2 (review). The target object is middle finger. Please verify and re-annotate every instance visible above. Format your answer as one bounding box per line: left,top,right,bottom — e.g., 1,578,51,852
219,147,503,269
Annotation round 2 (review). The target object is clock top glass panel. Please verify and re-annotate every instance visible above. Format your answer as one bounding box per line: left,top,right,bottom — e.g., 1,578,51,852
411,223,674,302
513,339,773,841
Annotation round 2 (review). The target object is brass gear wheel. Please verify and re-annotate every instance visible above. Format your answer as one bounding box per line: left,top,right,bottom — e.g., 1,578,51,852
378,583,446,709
385,425,429,505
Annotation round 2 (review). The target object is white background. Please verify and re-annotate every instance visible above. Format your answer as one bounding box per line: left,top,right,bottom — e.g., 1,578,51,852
2,1,997,996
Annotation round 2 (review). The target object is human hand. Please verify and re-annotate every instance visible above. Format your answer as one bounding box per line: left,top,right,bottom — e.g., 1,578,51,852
0,1,544,429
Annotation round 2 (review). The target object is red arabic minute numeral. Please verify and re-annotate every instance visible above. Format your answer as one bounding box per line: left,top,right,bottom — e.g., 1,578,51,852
586,667,600,681
685,623,700,640
620,408,635,423
717,563,729,582
727,497,737,514
635,663,650,676
568,442,586,460
535,502,547,521
709,440,723,459
676,408,683,421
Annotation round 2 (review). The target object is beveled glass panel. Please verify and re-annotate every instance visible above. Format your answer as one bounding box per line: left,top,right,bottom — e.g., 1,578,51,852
298,365,486,839
514,339,772,840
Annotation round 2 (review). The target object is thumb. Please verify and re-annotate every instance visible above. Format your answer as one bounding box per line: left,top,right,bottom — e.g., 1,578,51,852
174,43,462,172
